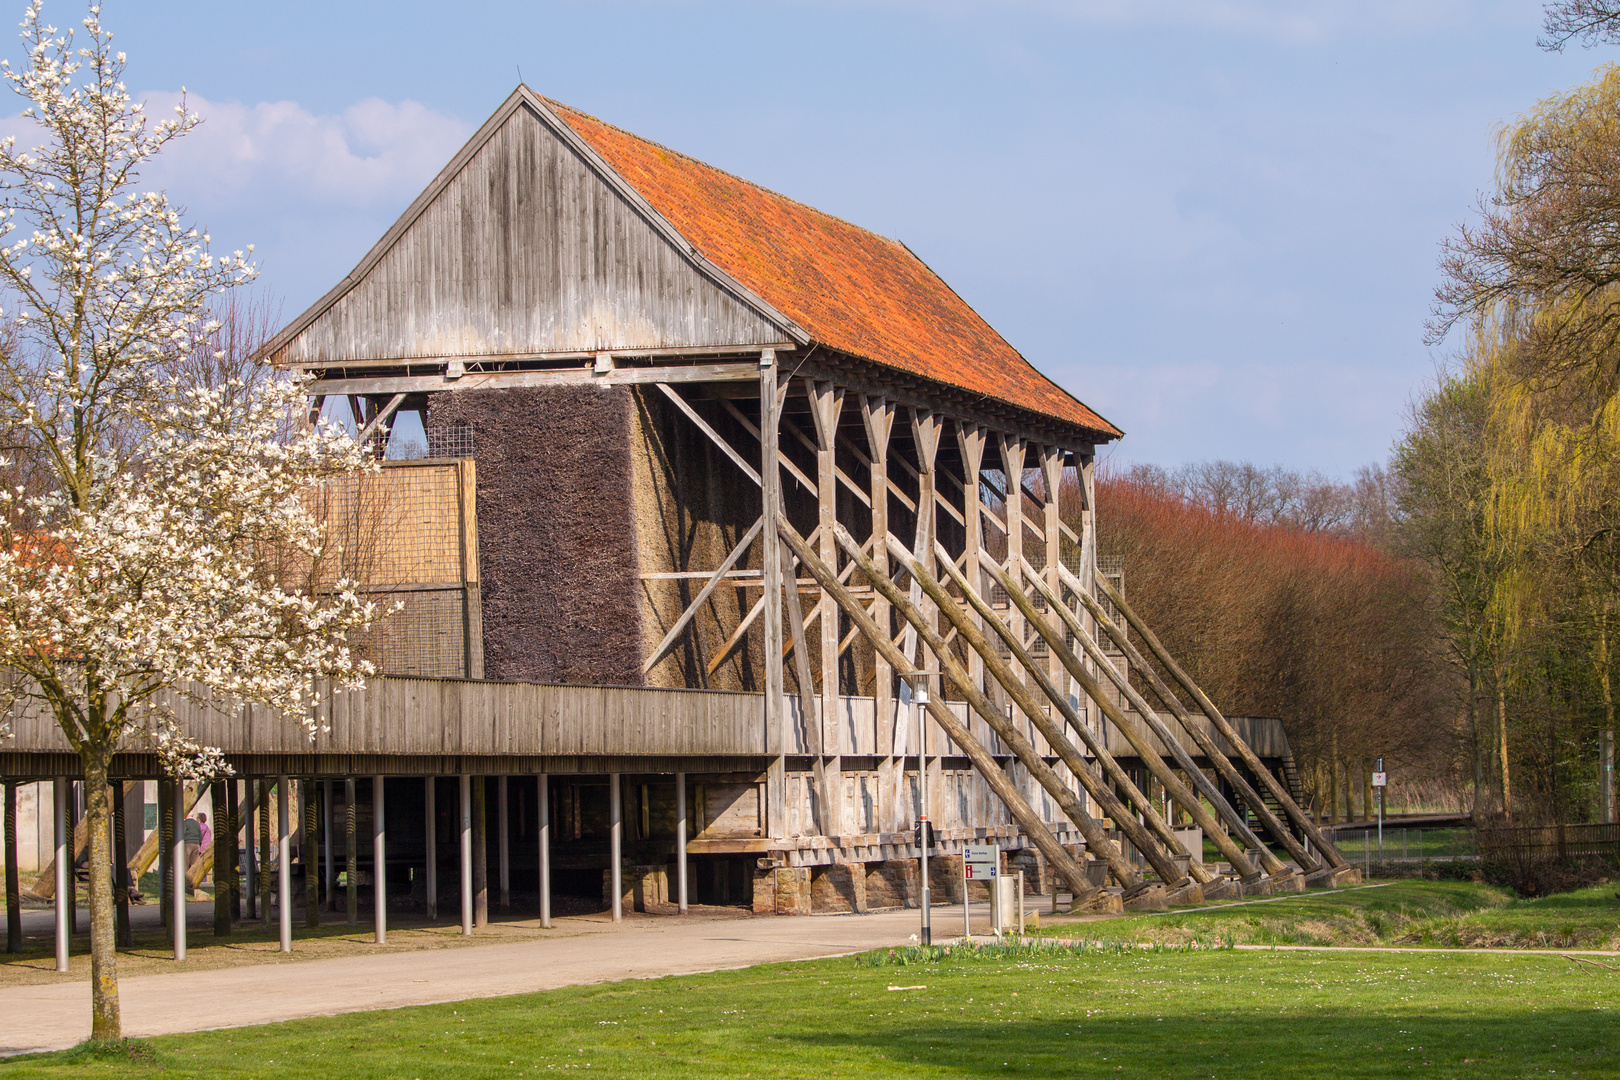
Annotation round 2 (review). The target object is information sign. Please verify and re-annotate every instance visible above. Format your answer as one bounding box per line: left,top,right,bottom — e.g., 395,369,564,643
963,845,998,880
1372,772,1387,787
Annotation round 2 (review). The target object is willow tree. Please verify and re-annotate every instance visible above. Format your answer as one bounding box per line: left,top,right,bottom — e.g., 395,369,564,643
1431,59,1620,821
0,4,376,1041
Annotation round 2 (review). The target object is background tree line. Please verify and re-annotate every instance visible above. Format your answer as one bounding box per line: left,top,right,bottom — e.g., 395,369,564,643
1074,5,1620,831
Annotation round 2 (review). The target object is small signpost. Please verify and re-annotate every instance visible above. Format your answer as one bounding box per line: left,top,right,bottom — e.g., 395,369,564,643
963,845,999,938
1373,759,1387,858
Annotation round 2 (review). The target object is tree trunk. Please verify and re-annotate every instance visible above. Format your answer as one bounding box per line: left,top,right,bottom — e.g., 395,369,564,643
82,745,120,1040
1497,679,1512,819
1329,735,1340,825
1468,669,1483,821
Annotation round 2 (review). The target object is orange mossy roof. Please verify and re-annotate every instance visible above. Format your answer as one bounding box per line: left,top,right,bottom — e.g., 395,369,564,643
546,100,1121,441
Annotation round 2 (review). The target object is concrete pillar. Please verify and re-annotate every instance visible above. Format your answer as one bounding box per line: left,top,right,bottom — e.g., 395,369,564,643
373,775,386,944
459,773,473,936
609,772,622,922
675,772,688,914
425,777,437,920
171,778,186,961
52,776,68,972
277,773,291,953
497,775,510,911
537,774,551,929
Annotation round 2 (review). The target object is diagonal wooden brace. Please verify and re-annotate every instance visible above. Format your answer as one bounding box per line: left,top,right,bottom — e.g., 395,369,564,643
880,533,1194,897
832,524,1160,899
929,541,1229,886
1085,569,1347,869
777,515,1113,910
994,552,1278,880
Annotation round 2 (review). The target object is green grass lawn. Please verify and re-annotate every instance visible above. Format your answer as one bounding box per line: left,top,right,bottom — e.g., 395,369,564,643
1060,880,1620,950
4,940,1617,1078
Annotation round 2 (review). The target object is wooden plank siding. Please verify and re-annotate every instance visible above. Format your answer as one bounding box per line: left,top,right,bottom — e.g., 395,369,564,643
3,676,768,761
273,101,784,368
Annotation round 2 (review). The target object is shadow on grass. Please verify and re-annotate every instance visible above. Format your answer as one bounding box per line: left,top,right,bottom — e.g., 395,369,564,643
777,1009,1618,1079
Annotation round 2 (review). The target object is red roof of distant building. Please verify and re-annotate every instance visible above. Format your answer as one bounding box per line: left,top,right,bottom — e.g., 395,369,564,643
546,100,1121,442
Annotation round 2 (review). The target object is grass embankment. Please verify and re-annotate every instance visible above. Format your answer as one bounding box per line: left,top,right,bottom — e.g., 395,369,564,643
1053,880,1620,950
6,941,1618,1078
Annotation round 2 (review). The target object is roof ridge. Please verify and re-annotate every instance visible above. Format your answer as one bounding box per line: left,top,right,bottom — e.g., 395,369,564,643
541,96,910,255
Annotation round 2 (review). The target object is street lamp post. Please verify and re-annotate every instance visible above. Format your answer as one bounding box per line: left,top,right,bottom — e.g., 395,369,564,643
900,671,939,946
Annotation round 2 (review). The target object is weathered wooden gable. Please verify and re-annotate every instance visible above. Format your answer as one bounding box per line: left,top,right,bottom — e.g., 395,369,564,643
274,98,786,367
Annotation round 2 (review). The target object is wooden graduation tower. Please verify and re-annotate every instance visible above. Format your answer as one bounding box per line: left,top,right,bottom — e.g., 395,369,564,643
265,87,1354,913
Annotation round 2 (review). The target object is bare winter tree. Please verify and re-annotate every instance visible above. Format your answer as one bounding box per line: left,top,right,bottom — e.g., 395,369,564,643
1541,1,1620,51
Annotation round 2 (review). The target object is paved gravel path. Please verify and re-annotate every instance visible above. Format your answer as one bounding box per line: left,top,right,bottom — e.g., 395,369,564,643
0,908,927,1055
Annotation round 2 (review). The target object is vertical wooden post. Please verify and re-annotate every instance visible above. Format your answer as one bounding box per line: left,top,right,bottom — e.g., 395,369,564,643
459,773,473,935
861,395,896,827
304,778,320,928
497,775,510,911
760,350,786,840
537,774,551,928
425,777,437,920
227,780,241,922
67,781,78,936
472,777,488,929
5,780,21,953
277,773,292,952
911,409,943,822
258,779,272,928
809,379,846,837
322,779,334,913
956,422,989,781
673,773,686,919
114,781,132,947
609,772,623,922
211,780,229,938
53,776,68,972
998,436,1034,815
241,777,255,921
158,779,171,928
344,777,358,927
172,778,187,961
1039,446,1066,693
373,775,387,944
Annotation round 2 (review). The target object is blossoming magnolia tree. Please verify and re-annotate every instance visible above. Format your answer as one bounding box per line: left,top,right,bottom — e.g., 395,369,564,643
0,4,377,1040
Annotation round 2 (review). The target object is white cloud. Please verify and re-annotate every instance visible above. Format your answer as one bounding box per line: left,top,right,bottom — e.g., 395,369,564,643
136,92,472,211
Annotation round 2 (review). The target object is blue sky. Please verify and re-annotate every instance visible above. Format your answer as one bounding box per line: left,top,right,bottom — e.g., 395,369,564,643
67,1,1613,473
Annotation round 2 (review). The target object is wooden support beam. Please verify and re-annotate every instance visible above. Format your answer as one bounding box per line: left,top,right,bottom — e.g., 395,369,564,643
845,525,1165,900
1014,553,1279,876
642,517,764,674
837,432,916,513
355,392,406,448
761,352,787,840
860,394,900,830
721,400,817,496
808,379,846,836
777,516,1109,908
309,361,763,397
890,534,1196,896
938,542,1224,887
1081,569,1345,869
658,383,761,486
778,411,870,507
